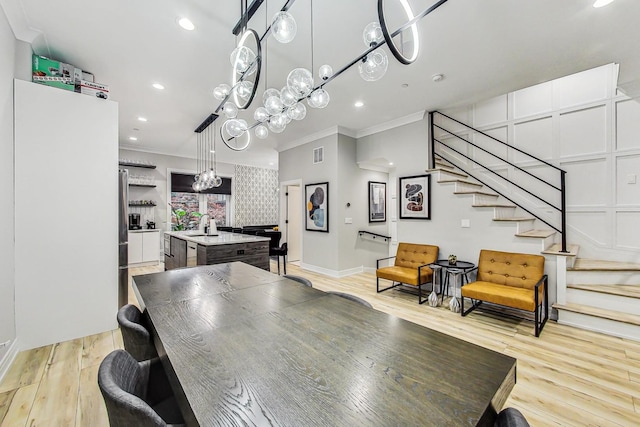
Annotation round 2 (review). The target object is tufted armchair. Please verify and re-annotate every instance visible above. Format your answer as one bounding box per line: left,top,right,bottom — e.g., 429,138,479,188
376,242,439,304
461,249,548,336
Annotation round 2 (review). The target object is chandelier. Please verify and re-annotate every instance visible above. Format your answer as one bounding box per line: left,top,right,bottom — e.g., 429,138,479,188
197,0,449,155
192,114,222,191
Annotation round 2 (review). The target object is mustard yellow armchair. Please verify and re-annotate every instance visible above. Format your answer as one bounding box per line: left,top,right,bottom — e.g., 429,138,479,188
376,242,439,304
461,249,548,337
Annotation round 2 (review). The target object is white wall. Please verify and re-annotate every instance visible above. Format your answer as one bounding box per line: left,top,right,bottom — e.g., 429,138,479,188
279,133,388,275
15,80,119,350
0,4,16,366
336,134,388,272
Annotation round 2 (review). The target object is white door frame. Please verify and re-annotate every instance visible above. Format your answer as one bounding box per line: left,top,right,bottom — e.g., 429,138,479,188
280,179,303,264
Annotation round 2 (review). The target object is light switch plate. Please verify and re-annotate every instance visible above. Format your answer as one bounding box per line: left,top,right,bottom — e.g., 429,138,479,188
461,219,470,228
345,217,353,224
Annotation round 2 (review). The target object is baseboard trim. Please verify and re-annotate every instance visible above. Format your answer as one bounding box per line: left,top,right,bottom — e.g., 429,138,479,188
363,267,377,274
300,263,364,278
0,339,20,384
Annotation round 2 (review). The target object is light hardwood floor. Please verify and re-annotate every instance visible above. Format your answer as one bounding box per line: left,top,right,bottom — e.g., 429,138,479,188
1,262,639,426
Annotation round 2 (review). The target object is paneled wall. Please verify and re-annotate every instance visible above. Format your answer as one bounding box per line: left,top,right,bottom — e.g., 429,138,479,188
234,164,279,227
439,64,640,259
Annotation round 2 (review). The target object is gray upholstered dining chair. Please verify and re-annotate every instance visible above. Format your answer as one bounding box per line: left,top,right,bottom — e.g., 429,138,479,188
98,349,185,427
284,274,313,287
494,407,530,427
327,291,373,308
117,304,157,361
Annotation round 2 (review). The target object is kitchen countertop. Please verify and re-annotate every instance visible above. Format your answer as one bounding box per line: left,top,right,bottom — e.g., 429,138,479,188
165,230,270,246
128,229,160,233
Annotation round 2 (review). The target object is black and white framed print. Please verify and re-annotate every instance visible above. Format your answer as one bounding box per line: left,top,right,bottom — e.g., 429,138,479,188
305,182,329,232
368,181,386,222
399,174,431,219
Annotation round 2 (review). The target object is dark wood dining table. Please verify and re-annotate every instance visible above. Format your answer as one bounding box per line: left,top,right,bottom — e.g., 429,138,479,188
132,262,516,427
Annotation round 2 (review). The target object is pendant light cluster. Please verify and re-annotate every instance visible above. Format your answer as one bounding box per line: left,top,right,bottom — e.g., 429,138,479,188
204,0,448,152
192,114,222,192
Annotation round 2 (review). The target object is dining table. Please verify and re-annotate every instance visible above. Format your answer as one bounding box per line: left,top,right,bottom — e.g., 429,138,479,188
132,262,516,426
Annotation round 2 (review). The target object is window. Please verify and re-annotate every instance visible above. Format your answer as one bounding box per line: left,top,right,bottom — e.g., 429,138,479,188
169,172,232,230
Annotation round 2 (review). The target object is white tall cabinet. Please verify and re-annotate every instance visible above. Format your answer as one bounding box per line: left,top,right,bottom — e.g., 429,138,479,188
14,80,119,350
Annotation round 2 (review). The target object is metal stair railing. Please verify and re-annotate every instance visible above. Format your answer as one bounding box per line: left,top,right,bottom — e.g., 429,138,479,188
429,111,568,253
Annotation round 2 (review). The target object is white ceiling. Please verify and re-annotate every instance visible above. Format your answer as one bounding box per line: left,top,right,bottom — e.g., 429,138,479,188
4,0,640,169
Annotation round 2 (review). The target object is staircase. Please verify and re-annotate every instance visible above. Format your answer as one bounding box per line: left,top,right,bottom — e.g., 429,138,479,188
427,158,640,341
554,259,640,341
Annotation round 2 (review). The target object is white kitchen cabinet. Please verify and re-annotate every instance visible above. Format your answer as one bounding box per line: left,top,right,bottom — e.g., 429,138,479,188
128,230,160,265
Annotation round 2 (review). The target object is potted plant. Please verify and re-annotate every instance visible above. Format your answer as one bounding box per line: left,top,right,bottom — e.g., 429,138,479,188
170,205,203,231
448,254,457,265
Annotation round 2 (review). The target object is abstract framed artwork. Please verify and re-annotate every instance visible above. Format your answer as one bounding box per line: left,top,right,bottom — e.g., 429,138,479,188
368,181,386,223
305,182,329,232
399,174,431,220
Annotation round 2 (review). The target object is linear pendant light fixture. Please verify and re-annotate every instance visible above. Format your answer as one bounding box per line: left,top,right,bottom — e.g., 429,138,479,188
195,0,449,158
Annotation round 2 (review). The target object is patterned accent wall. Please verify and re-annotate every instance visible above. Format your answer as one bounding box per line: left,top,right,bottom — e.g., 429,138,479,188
234,165,279,227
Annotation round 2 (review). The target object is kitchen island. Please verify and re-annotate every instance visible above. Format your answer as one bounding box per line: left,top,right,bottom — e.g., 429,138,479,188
164,230,270,271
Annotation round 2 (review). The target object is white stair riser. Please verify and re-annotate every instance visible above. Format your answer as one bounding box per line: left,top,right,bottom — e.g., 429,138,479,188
454,182,482,192
492,206,516,219
438,170,467,180
515,220,535,233
556,310,640,342
566,288,639,316
472,194,499,205
567,271,640,285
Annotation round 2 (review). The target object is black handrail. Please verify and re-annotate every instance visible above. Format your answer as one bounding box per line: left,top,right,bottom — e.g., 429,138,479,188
430,111,568,253
358,231,391,242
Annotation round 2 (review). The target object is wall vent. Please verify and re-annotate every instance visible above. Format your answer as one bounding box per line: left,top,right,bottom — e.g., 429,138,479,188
313,146,324,164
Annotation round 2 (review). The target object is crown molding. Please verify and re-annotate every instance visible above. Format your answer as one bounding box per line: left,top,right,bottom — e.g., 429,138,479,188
277,125,356,152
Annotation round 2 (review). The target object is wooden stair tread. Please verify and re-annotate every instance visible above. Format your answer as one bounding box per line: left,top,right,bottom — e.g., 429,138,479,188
553,303,640,326
515,229,556,238
492,217,535,222
472,203,516,208
426,168,468,178
453,190,497,197
568,258,640,272
437,179,483,187
541,243,579,257
568,284,640,299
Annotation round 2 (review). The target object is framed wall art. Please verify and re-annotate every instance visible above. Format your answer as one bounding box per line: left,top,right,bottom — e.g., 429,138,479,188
368,181,386,222
305,182,329,232
399,174,431,220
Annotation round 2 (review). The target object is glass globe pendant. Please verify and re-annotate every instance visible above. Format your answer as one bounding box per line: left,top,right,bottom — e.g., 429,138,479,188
255,125,269,139
265,95,284,115
308,88,330,109
268,113,287,133
319,65,333,81
363,22,384,47
287,102,307,120
359,50,389,82
271,11,297,44
287,68,314,98
223,102,238,118
254,107,269,123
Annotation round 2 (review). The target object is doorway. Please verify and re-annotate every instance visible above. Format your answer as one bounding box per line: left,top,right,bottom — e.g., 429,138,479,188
282,182,302,263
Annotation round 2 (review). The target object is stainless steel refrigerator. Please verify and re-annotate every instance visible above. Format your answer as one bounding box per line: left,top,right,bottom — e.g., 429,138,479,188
118,169,129,307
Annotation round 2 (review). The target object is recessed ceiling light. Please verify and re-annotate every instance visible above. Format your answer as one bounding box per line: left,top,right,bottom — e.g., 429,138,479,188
593,0,615,7
128,136,138,141
354,101,364,108
152,83,165,90
177,17,195,31
401,83,409,88
389,162,394,166
432,74,444,82
137,117,148,122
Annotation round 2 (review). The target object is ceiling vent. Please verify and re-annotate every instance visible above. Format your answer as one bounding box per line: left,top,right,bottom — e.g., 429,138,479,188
313,146,324,164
